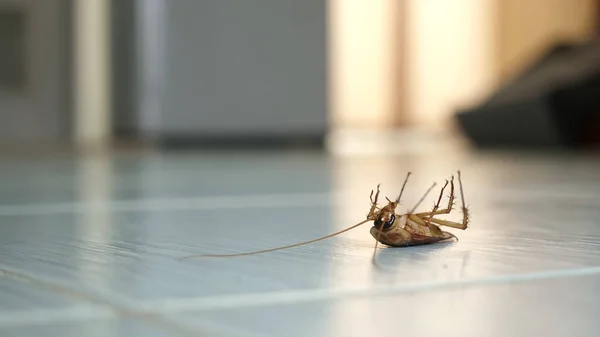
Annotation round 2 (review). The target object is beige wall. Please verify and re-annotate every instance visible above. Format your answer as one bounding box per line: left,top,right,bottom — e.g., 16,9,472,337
497,0,597,81
327,0,597,133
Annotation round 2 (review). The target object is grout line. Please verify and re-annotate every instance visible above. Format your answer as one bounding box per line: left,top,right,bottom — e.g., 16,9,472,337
135,266,600,312
0,267,215,337
0,192,334,216
165,315,271,337
0,307,115,328
0,307,265,337
1,266,599,334
0,188,598,217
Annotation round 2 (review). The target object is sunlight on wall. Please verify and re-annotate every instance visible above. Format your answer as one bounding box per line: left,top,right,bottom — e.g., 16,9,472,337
326,0,497,154
328,0,596,138
74,0,111,150
404,0,499,131
498,0,597,81
327,0,403,130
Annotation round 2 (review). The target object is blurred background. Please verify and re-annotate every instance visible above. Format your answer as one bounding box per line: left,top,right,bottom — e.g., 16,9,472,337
1,0,599,155
2,2,600,336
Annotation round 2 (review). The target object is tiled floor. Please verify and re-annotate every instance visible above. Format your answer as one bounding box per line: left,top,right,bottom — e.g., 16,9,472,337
1,145,600,336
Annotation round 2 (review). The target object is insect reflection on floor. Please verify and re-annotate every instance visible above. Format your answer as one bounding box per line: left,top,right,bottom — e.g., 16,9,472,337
180,171,469,262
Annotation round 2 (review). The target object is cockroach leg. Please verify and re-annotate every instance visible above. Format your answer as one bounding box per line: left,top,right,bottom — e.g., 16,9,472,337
408,214,427,226
415,174,455,217
423,178,449,227
367,184,382,220
369,184,380,204
457,170,470,228
409,181,437,214
421,170,469,230
426,217,467,229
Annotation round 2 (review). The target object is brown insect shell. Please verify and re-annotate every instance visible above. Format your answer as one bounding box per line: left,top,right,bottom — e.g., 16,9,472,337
370,212,455,247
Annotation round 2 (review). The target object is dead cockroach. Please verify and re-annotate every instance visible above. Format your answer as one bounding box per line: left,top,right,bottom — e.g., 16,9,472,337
180,170,469,260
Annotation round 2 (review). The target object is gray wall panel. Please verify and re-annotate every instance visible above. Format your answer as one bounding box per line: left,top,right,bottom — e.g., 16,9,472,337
0,0,71,143
136,0,328,139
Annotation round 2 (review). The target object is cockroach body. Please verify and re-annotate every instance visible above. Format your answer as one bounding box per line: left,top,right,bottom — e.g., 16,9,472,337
180,170,469,260
366,171,469,251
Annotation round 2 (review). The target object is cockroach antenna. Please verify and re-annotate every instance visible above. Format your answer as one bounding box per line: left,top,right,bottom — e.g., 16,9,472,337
179,219,371,260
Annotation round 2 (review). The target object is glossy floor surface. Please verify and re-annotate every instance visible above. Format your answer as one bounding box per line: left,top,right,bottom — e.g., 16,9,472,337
1,145,600,336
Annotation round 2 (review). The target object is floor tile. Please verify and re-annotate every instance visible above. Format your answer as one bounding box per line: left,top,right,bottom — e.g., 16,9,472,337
1,197,599,303
0,151,333,205
1,148,600,336
168,273,600,337
0,275,100,314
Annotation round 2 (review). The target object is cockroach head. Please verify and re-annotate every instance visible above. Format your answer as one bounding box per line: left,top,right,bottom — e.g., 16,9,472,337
373,209,395,231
